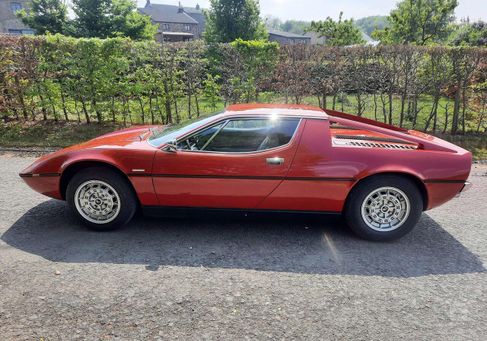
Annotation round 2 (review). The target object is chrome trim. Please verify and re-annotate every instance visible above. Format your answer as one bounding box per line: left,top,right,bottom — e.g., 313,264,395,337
456,181,472,197
19,173,60,178
332,137,417,150
266,157,285,165
334,134,416,145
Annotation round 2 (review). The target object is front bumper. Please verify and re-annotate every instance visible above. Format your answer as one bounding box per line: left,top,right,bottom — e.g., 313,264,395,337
19,173,63,200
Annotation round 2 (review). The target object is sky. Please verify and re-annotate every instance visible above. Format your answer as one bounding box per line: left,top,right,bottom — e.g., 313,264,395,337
137,0,487,22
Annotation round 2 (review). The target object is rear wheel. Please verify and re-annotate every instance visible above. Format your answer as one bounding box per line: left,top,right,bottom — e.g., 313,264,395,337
344,175,423,241
66,167,137,230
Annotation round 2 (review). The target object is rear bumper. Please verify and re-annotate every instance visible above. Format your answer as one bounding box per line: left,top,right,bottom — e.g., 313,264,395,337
424,180,468,210
456,181,472,197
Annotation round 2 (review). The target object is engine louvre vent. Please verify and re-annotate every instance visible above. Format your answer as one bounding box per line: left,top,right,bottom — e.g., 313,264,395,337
333,138,417,150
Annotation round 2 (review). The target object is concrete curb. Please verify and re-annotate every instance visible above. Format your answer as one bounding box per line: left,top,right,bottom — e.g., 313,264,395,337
0,147,59,154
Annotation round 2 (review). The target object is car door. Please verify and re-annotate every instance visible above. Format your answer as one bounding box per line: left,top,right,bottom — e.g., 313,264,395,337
152,116,303,209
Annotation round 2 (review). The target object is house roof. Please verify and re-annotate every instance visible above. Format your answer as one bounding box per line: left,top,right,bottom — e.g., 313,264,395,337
303,31,327,44
268,29,311,39
361,31,379,46
138,3,198,24
183,6,202,14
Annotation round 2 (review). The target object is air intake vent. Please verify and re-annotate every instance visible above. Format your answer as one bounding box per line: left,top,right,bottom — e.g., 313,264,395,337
333,138,417,150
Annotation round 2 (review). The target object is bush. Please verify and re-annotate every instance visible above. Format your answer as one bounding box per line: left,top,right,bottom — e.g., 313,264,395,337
0,34,486,134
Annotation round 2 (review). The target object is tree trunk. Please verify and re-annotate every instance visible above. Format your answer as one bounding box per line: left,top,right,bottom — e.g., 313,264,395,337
81,98,90,124
39,94,48,120
60,87,69,121
74,99,81,123
194,94,200,117
149,96,155,124
399,94,406,127
138,97,145,124
388,92,393,125
443,104,450,134
451,84,461,135
14,75,28,120
373,93,378,121
187,94,192,119
111,97,116,123
163,81,172,124
461,82,468,134
91,98,102,123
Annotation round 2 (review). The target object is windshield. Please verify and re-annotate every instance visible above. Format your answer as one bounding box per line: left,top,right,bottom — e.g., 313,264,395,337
148,112,224,147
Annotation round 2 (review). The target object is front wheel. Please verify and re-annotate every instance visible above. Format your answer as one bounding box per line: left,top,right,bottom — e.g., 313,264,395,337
66,167,137,230
344,175,423,241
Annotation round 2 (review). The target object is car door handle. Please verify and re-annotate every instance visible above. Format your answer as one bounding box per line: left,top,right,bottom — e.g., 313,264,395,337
266,157,285,165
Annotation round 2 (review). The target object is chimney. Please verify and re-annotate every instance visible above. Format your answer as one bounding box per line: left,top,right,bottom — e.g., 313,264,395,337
146,0,151,7
178,1,184,13
196,3,200,10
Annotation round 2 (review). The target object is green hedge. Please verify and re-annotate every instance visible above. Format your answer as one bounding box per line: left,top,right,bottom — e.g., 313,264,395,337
0,34,486,134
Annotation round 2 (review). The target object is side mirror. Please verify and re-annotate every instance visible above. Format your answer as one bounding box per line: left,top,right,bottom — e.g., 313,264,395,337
163,140,178,153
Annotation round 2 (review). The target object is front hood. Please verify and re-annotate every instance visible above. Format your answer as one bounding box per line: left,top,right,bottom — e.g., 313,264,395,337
87,125,157,146
43,125,160,153
20,125,160,176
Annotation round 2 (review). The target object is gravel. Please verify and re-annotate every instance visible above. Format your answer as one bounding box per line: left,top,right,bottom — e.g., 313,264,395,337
0,153,486,340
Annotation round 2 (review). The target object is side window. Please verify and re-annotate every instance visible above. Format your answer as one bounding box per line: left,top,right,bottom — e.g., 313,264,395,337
179,118,299,153
177,122,225,151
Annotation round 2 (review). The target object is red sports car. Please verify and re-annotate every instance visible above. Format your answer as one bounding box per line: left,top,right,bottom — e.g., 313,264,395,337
20,104,472,241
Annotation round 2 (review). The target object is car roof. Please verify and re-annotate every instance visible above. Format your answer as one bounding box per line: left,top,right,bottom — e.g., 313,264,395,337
225,103,329,119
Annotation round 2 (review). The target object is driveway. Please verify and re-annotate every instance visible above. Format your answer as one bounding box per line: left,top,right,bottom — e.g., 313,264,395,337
0,153,486,340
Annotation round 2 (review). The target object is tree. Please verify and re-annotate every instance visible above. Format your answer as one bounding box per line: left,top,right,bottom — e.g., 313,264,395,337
264,15,282,30
309,12,365,46
204,0,268,43
109,0,157,40
17,0,69,35
281,20,311,34
449,21,487,47
373,0,458,45
355,16,389,36
72,0,156,40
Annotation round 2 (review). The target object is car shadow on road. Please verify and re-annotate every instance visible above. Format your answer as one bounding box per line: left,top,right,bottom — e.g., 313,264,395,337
2,199,485,277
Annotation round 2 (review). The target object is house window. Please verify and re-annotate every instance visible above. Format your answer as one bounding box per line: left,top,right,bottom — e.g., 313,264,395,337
8,29,23,35
8,29,35,35
10,2,22,13
162,23,170,30
184,25,191,31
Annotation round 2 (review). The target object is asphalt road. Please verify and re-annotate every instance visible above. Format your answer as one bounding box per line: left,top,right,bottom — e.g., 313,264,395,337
0,153,486,340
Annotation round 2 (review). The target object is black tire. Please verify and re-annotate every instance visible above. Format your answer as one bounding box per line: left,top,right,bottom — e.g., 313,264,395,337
344,175,423,241
66,167,137,231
